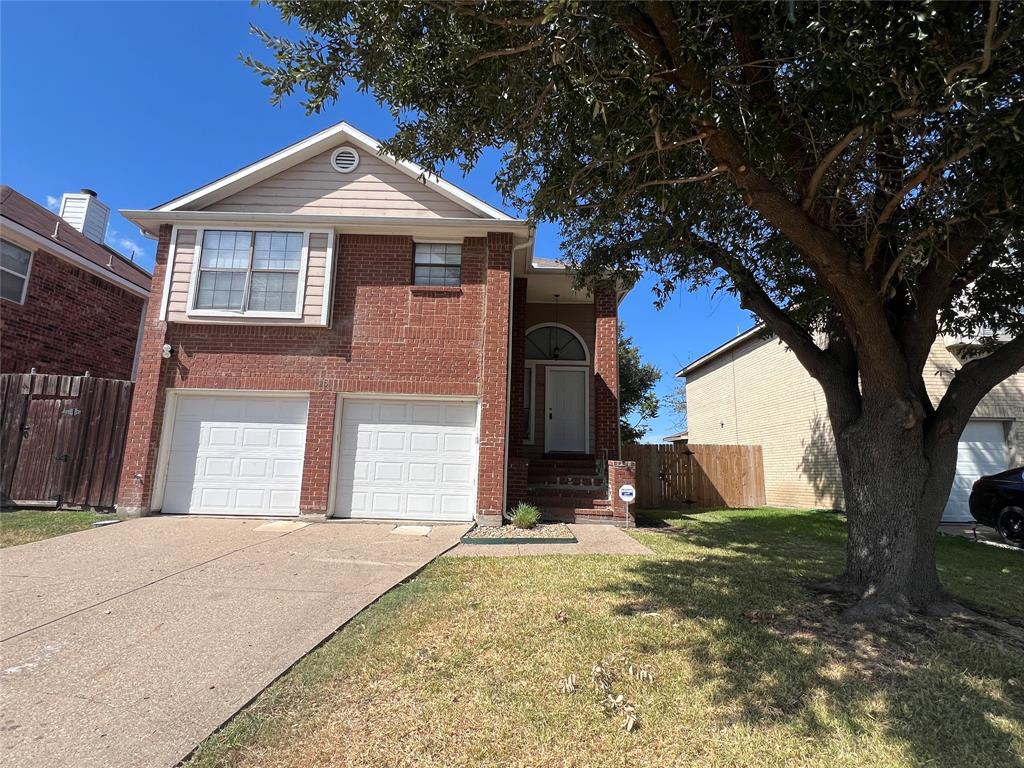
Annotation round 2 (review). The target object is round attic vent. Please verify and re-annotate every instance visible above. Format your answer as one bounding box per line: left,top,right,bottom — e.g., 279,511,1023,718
331,147,360,173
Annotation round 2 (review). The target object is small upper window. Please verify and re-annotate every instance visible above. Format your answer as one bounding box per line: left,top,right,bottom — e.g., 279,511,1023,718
194,230,303,313
526,325,587,361
331,147,360,173
1,239,32,304
413,243,462,287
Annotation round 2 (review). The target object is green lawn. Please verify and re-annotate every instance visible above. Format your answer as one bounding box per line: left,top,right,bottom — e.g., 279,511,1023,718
0,509,117,548
187,508,1023,768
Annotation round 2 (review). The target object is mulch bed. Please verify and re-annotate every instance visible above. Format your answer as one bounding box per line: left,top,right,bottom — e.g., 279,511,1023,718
462,522,577,544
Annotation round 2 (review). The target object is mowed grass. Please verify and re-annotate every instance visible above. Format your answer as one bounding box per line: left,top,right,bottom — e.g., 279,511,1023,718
187,508,1023,768
0,509,116,548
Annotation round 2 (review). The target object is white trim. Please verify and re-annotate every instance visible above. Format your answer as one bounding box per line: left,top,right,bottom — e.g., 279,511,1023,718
158,225,179,321
328,393,482,521
123,210,530,240
524,362,537,445
154,121,513,220
543,365,590,454
525,322,591,364
183,226,326,321
0,237,33,305
0,217,149,298
679,325,765,377
320,233,336,327
151,388,311,512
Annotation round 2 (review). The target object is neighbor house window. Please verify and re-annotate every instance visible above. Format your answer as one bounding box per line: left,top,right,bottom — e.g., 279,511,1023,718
0,239,32,304
194,230,303,312
413,242,462,286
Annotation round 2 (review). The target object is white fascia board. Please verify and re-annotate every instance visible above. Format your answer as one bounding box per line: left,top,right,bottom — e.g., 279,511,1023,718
0,216,149,298
121,210,531,240
677,325,766,378
155,121,513,221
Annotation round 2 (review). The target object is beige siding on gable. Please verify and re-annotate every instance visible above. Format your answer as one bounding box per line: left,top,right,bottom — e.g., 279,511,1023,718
685,334,1024,510
164,228,331,326
202,144,481,219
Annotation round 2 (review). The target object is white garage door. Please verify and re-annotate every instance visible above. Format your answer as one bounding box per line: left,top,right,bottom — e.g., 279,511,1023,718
334,398,478,522
162,394,308,516
942,420,1008,523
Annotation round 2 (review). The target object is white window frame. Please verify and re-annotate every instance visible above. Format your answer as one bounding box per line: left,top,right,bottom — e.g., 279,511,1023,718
524,362,537,444
0,238,34,305
524,322,591,364
412,241,463,287
185,226,317,320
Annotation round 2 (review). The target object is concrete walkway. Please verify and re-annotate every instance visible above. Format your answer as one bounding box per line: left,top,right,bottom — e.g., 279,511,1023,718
0,517,467,768
445,523,653,557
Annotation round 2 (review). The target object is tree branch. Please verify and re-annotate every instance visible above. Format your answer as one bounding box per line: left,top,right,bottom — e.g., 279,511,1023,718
468,39,544,66
803,124,865,211
930,334,1024,440
864,141,983,269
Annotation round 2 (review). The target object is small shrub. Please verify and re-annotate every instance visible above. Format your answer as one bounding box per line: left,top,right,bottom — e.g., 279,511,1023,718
509,502,540,529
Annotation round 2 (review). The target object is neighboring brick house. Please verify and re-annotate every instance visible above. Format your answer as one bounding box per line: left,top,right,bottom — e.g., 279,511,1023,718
681,328,1024,522
1,186,152,380
117,122,633,525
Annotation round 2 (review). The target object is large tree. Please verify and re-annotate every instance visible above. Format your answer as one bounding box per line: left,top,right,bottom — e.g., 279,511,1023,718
247,1,1024,617
618,322,662,443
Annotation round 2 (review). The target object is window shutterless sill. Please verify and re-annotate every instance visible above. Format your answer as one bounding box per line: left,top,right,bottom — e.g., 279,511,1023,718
409,285,463,296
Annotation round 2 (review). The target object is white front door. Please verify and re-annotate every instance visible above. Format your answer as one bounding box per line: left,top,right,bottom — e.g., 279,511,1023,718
161,394,308,516
545,367,588,453
334,398,479,522
942,420,1008,522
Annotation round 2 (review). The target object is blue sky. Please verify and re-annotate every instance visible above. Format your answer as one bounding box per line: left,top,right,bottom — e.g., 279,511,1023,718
1,1,752,440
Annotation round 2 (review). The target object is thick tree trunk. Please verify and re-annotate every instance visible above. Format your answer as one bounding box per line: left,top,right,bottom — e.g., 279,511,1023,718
828,400,959,618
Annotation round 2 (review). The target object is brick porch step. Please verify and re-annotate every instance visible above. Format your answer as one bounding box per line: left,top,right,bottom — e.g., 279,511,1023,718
526,486,608,499
539,506,617,523
527,470,604,485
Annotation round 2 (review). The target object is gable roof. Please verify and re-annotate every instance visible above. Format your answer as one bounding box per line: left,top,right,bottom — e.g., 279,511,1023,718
0,185,151,293
154,121,514,221
677,325,766,377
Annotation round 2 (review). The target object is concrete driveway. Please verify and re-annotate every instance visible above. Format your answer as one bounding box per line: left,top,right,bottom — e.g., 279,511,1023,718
0,516,467,768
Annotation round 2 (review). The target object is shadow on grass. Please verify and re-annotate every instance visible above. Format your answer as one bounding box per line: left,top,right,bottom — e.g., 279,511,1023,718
610,508,1023,768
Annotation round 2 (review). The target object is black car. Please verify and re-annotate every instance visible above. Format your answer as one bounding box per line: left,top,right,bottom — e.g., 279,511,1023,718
969,467,1024,546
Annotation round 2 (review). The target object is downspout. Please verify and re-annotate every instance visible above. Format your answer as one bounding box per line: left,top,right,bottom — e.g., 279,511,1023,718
504,231,535,521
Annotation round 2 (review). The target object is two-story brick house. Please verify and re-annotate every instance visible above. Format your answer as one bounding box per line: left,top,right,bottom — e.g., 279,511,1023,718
117,122,634,525
1,186,152,380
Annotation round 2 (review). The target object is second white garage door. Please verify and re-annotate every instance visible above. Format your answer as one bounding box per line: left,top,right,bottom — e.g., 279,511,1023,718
161,394,308,516
334,398,478,522
942,420,1009,523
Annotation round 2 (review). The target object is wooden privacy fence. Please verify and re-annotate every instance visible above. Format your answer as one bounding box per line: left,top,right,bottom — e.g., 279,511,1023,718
0,373,133,509
622,443,766,508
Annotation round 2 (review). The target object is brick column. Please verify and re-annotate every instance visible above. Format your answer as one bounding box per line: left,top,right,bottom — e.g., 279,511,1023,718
476,233,512,526
608,460,636,525
116,224,174,516
300,391,337,517
508,277,528,446
594,284,620,461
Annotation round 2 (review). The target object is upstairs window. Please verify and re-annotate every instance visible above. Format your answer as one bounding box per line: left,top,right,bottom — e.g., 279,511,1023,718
194,230,303,313
1,239,32,304
413,243,461,287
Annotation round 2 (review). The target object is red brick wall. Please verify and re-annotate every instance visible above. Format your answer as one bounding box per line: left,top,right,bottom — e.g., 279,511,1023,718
117,229,511,519
594,285,620,461
475,233,512,524
0,248,146,380
508,277,528,447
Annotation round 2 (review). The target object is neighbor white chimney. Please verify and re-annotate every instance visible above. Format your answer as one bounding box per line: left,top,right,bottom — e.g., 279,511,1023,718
59,189,110,243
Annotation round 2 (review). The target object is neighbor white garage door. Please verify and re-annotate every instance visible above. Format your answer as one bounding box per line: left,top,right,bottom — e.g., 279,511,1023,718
161,394,308,516
334,398,478,522
942,420,1008,523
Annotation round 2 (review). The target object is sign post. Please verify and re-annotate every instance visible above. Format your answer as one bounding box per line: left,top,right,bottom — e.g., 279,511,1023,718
618,484,636,528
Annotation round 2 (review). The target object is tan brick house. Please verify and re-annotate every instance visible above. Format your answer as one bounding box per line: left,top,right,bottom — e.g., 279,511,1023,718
1,186,151,380
681,328,1024,522
116,122,633,525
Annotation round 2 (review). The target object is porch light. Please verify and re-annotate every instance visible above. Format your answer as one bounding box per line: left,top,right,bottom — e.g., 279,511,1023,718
551,294,561,359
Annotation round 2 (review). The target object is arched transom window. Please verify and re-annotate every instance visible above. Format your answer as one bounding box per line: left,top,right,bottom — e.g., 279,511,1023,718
525,324,588,361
